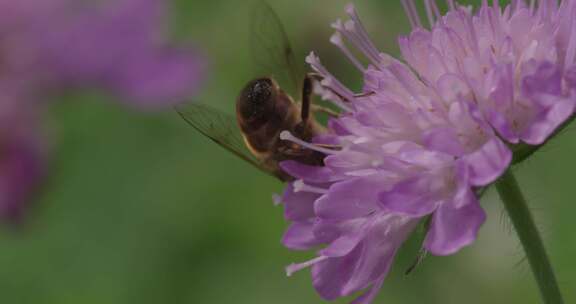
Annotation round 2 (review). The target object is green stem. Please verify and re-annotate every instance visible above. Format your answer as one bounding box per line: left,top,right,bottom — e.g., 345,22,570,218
495,170,564,304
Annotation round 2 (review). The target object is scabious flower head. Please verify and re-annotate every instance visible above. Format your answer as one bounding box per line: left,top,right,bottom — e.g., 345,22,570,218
0,113,47,223
37,0,205,109
0,0,206,222
1,0,206,108
0,88,46,223
34,0,206,109
278,1,576,303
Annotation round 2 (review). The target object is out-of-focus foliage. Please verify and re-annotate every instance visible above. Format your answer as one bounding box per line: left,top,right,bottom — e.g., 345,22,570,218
0,1,574,303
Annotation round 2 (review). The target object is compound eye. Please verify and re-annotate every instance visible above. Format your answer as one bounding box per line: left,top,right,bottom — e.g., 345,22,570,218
238,78,274,120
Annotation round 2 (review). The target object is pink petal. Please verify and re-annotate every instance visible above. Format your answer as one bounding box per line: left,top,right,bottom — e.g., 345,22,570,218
424,190,486,255
282,221,321,250
520,95,576,145
463,136,511,186
315,175,390,220
282,182,320,221
422,127,465,156
378,177,440,217
280,160,343,183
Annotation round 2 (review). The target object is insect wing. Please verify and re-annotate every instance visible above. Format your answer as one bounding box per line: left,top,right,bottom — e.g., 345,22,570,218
250,1,303,96
176,103,277,179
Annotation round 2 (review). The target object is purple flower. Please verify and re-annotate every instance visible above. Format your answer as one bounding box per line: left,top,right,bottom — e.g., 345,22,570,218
0,0,205,222
0,86,46,223
34,0,206,109
398,0,576,145
0,0,204,109
277,1,576,303
0,124,45,223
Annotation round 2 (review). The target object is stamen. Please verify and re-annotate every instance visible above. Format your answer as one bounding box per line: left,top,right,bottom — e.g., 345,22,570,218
564,17,576,67
540,0,557,17
492,0,500,11
446,0,456,11
272,193,282,206
332,18,382,69
293,180,329,194
401,0,418,28
387,63,427,106
330,32,366,73
487,3,503,42
550,0,559,11
345,168,380,177
431,0,442,20
286,256,329,276
424,0,436,28
407,0,423,28
462,9,480,57
322,92,354,112
344,4,384,67
320,76,355,101
280,131,340,155
342,20,382,67
557,0,573,19
511,0,523,12
538,0,549,19
314,83,354,112
306,53,355,111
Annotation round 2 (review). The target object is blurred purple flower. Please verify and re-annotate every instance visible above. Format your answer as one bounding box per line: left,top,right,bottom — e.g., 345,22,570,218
278,0,576,303
0,122,46,223
0,0,205,222
37,0,205,109
0,85,47,223
1,0,204,109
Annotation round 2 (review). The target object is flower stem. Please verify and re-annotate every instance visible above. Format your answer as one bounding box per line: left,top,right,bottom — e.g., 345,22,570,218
495,170,564,304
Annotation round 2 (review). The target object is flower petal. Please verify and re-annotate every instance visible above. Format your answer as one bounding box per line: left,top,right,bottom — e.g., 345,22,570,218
378,177,440,217
280,160,343,183
318,217,371,257
110,48,205,108
323,216,417,298
311,248,361,300
0,127,46,223
282,221,321,250
486,109,520,143
463,136,511,186
350,275,385,304
424,190,486,255
315,174,391,220
522,61,562,100
520,95,576,145
282,182,320,221
422,127,465,156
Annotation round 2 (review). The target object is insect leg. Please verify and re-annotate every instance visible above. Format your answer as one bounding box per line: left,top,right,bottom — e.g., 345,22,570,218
300,74,314,125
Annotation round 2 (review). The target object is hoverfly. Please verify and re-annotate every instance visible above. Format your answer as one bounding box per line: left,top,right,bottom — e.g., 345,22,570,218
176,1,333,181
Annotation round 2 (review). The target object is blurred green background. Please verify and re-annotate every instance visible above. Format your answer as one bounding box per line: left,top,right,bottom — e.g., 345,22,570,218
1,0,574,303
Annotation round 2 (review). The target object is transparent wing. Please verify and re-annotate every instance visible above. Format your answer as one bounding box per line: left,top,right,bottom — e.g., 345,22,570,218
250,0,303,96
176,103,278,179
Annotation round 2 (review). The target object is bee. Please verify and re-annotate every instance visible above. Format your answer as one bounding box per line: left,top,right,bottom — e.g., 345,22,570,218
177,1,331,181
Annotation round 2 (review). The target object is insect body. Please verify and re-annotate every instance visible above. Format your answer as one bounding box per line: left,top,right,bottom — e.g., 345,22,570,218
236,76,324,180
177,2,326,181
